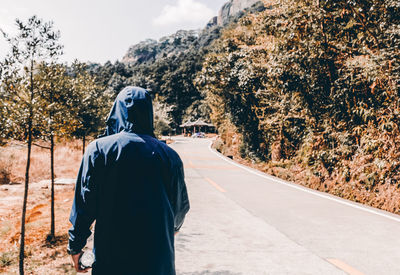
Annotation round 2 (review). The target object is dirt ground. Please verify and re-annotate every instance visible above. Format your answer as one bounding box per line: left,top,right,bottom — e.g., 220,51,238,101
0,140,83,274
0,181,77,274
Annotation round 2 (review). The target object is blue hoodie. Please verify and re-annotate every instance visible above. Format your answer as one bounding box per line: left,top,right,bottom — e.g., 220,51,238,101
68,86,190,275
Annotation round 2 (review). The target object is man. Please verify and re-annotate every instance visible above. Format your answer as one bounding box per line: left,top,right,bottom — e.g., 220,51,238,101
68,86,190,274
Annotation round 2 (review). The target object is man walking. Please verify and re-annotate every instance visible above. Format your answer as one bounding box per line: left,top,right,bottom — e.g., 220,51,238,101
68,86,190,274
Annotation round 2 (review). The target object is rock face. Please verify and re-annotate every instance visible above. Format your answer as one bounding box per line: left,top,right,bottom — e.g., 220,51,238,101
122,39,158,65
122,30,200,65
217,0,261,25
205,16,218,29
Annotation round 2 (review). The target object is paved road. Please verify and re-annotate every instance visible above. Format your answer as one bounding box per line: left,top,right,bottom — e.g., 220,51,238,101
171,137,400,275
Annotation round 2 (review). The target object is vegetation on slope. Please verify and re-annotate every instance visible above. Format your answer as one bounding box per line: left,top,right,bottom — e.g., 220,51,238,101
197,0,400,213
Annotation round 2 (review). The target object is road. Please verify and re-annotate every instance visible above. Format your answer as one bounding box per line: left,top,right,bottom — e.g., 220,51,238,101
171,137,400,275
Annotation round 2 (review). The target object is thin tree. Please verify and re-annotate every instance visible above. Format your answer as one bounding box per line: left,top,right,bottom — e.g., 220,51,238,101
0,16,63,275
37,62,75,240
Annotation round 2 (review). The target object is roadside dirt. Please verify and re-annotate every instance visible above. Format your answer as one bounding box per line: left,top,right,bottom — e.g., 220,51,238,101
0,181,76,274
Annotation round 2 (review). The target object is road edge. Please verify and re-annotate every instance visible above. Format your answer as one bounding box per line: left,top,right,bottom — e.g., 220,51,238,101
207,139,400,224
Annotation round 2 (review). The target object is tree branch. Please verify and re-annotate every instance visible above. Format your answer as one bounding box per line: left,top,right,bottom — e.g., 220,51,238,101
347,4,380,51
32,143,51,150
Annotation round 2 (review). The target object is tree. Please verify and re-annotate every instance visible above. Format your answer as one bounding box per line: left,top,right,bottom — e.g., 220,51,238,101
153,99,173,137
70,61,110,154
0,15,63,274
36,62,76,240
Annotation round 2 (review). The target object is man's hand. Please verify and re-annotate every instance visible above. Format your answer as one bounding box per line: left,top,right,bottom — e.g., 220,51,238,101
71,252,90,273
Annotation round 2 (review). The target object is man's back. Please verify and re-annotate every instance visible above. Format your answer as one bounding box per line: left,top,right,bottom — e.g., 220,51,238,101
68,87,189,275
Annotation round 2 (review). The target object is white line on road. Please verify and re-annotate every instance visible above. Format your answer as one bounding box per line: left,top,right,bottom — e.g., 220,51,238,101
207,141,400,223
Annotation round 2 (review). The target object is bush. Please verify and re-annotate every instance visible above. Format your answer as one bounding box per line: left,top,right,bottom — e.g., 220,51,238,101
0,161,10,185
0,251,15,268
154,120,172,138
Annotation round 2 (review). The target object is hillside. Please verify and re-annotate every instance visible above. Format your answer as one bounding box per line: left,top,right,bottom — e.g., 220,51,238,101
196,0,400,213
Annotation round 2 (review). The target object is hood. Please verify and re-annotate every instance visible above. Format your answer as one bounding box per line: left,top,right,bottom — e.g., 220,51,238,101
104,86,154,137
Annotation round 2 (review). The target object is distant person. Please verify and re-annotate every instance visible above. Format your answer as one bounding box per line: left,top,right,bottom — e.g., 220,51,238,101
67,86,190,274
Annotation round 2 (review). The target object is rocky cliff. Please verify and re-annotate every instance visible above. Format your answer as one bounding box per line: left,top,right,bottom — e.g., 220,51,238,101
122,30,200,65
217,0,261,25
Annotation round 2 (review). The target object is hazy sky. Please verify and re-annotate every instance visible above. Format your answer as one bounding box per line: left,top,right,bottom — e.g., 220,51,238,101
0,0,227,64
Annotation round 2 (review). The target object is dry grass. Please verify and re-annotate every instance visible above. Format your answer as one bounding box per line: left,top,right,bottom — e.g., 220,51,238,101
0,184,76,274
0,139,84,184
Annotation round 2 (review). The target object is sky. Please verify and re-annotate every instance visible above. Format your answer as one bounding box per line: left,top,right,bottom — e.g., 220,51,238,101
0,0,227,64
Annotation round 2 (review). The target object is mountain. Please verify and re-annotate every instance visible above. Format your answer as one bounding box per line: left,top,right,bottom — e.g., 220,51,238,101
121,0,264,65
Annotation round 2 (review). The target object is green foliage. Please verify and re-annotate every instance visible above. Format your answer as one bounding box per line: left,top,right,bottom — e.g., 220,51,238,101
196,48,267,160
69,61,110,140
0,46,109,143
0,15,64,142
36,62,78,139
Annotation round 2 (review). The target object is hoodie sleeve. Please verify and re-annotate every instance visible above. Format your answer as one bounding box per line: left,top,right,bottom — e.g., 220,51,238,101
68,142,103,254
169,154,190,232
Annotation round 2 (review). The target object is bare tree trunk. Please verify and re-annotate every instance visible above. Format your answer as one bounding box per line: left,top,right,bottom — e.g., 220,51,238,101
82,135,86,155
19,123,32,275
50,133,55,239
19,60,34,275
49,79,55,240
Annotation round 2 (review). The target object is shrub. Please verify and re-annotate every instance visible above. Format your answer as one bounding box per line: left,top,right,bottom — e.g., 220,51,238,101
0,251,15,268
0,160,10,185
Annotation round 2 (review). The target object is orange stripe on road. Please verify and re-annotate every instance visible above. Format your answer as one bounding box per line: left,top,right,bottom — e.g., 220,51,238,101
180,154,218,160
326,259,365,275
192,165,239,170
183,159,197,168
204,177,226,193
185,159,239,170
